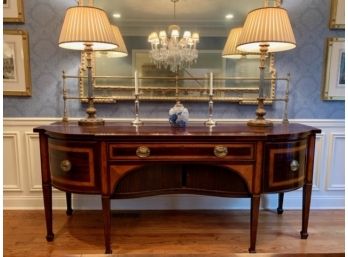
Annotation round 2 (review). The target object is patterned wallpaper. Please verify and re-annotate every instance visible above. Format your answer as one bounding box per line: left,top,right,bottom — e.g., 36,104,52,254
3,0,345,119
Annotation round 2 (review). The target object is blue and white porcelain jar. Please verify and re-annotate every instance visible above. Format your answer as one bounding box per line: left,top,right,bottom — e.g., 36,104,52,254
168,102,189,128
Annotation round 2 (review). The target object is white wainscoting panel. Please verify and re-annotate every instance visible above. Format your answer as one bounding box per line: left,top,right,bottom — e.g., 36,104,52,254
3,132,22,192
3,118,345,210
312,134,324,191
325,133,345,191
25,132,43,192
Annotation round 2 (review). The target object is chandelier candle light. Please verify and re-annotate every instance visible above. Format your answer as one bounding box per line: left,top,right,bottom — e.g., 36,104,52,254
58,4,118,126
148,0,199,73
236,2,296,127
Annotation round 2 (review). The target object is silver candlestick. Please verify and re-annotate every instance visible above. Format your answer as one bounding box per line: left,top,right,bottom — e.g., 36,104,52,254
204,94,216,126
132,93,143,126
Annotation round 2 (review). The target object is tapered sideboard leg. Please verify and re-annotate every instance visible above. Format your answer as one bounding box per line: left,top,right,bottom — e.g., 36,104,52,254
301,183,312,239
66,192,73,216
102,196,112,254
249,194,260,253
42,184,54,241
277,192,284,214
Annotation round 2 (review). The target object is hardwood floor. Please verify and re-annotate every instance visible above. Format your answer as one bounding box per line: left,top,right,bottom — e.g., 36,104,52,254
4,210,344,257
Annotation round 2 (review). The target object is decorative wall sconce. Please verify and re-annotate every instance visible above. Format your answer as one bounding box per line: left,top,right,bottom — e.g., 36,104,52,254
237,2,296,127
58,3,118,126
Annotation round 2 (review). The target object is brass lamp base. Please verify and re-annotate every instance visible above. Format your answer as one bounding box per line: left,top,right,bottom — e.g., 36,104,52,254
247,118,273,127
78,118,105,126
247,97,273,127
78,98,104,126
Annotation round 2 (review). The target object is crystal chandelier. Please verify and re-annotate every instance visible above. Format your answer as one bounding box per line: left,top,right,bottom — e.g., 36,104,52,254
148,0,199,73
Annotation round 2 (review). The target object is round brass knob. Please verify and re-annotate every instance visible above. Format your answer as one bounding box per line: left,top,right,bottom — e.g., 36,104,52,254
136,146,150,158
214,145,228,158
290,160,300,172
60,160,72,173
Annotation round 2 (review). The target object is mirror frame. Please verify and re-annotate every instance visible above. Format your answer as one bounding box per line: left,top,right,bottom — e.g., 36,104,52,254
79,50,276,104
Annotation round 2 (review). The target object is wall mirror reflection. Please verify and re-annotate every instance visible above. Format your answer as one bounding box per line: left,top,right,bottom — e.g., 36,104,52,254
79,0,277,103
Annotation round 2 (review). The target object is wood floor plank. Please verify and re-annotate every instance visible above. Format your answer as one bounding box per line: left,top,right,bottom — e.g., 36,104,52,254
4,210,344,257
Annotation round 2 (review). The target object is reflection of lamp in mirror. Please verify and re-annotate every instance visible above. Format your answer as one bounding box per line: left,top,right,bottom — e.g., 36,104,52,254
58,4,118,126
95,25,128,58
222,27,259,59
237,4,296,127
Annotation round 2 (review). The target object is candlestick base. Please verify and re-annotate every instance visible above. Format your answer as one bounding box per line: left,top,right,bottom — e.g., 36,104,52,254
204,95,216,127
204,118,216,127
131,117,143,126
132,93,143,126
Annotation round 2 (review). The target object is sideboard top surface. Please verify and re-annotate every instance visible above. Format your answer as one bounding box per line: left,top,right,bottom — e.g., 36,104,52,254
34,122,321,141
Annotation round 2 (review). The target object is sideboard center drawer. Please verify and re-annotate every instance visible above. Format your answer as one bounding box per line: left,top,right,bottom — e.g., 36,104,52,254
109,143,254,161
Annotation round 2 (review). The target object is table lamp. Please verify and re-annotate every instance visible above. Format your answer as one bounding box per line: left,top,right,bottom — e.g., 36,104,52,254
58,4,118,126
237,4,296,127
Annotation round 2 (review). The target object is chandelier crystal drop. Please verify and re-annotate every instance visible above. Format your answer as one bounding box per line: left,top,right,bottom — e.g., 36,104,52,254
148,0,199,73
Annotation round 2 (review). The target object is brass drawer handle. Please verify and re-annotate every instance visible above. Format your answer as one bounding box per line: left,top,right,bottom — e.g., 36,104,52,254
290,160,300,172
214,145,228,158
136,146,150,158
60,160,72,173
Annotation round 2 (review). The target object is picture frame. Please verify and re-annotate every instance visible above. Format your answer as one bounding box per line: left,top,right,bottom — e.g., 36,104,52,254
3,29,32,96
322,38,345,101
3,0,25,23
329,0,344,29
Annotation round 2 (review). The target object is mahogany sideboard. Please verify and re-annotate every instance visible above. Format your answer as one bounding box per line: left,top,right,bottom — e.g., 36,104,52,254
33,121,321,254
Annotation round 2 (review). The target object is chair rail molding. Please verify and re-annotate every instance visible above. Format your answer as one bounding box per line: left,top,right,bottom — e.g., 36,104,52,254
3,117,345,210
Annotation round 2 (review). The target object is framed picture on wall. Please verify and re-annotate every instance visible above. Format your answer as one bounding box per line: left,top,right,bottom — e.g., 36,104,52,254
3,29,32,96
322,38,345,100
3,0,25,23
330,0,344,29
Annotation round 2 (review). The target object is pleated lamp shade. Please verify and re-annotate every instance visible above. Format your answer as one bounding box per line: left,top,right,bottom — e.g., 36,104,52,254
58,6,118,51
96,25,128,58
222,28,245,59
237,7,296,53
222,27,259,59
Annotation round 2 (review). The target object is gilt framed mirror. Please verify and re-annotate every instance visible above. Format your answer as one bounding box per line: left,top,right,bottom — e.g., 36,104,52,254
78,0,277,104
79,50,275,103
